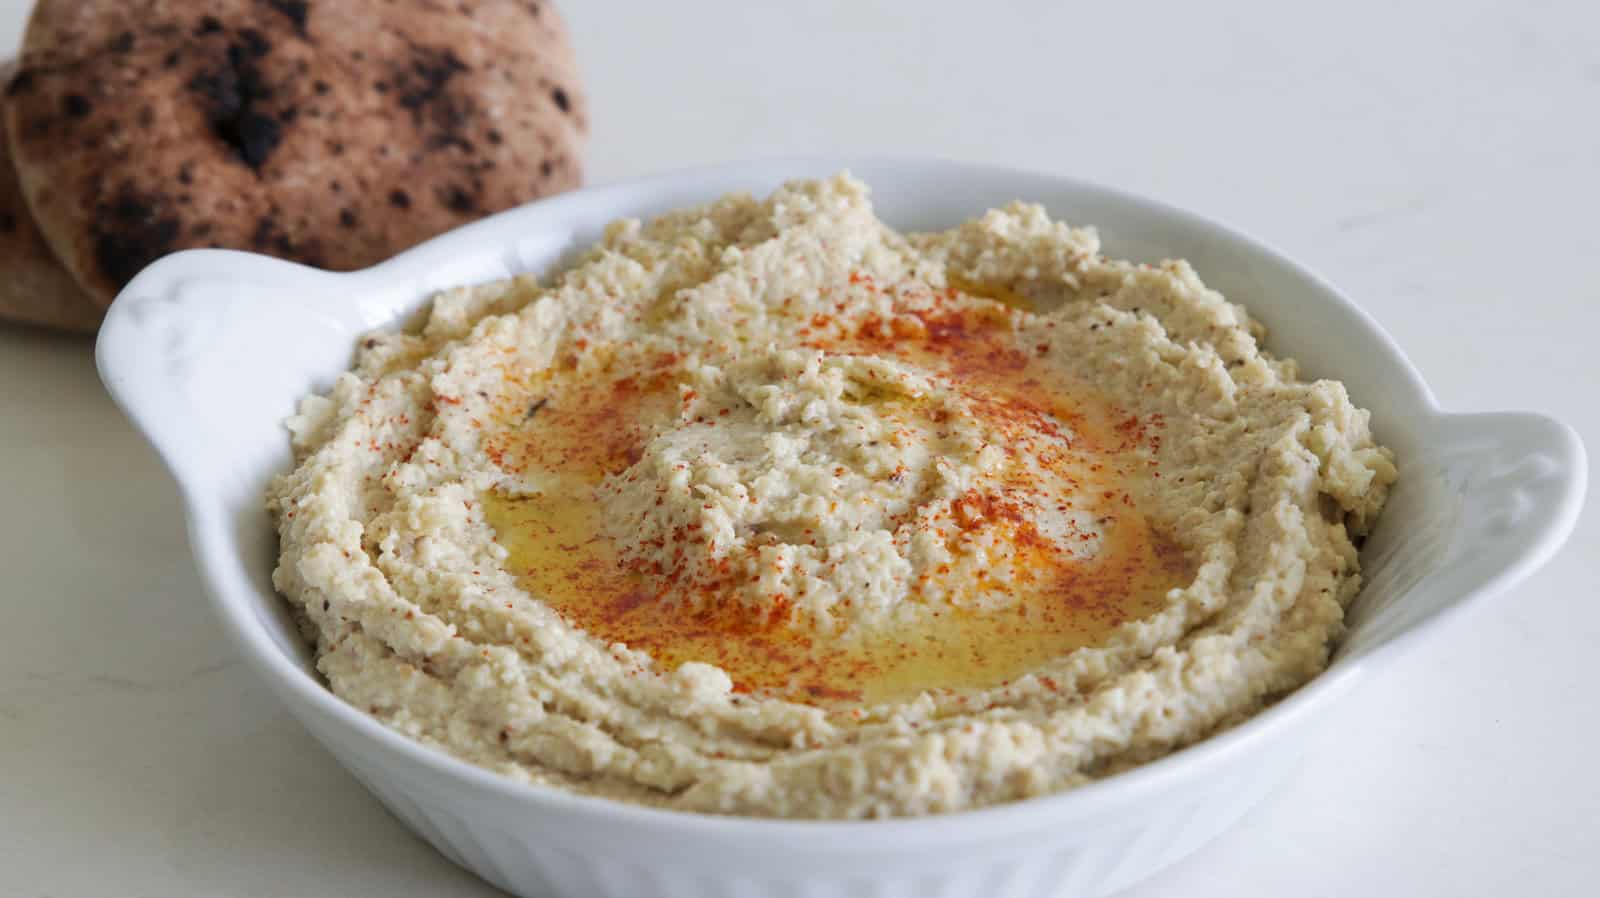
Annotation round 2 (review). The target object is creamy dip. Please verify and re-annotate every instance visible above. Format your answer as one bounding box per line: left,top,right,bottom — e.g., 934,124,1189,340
268,174,1395,818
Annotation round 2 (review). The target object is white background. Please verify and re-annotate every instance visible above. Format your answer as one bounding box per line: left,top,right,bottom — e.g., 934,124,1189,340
2,1,1596,896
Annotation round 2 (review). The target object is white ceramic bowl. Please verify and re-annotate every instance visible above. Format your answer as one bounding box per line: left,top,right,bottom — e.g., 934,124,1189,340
96,159,1585,898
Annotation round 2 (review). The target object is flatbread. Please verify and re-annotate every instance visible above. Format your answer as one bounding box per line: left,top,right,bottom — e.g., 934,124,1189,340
4,0,587,305
0,61,100,332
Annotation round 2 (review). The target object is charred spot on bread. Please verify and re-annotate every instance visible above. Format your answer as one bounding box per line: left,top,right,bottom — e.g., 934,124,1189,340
91,186,180,287
251,214,295,255
188,41,284,171
61,94,91,119
266,0,312,36
438,183,478,214
238,28,273,59
394,47,473,151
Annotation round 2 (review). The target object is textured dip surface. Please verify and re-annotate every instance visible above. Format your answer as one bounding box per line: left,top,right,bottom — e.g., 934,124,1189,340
268,174,1396,818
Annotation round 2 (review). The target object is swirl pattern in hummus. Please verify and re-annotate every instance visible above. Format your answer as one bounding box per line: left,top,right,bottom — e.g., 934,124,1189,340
268,174,1396,818
598,348,1109,631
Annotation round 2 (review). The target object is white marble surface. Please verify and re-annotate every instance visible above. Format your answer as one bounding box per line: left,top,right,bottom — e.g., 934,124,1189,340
2,1,1596,896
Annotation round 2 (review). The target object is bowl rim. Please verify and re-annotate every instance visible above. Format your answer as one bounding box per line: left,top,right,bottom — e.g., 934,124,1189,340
100,155,1582,842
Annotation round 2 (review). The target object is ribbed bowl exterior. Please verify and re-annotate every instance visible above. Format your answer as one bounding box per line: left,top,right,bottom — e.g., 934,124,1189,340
316,717,1306,898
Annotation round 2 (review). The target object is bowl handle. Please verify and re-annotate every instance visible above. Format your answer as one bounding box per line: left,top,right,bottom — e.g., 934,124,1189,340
1340,410,1586,662
95,226,571,498
94,250,373,493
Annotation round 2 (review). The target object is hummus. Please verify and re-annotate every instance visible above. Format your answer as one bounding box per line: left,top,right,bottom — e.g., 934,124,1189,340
268,174,1396,818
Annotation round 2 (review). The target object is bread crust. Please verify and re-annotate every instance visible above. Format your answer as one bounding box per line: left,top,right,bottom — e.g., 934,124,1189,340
0,61,100,332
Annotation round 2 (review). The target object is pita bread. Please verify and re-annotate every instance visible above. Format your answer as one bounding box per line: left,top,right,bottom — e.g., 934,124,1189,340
4,0,587,305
